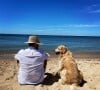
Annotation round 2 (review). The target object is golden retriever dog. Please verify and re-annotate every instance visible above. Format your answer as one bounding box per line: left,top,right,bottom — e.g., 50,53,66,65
55,45,83,90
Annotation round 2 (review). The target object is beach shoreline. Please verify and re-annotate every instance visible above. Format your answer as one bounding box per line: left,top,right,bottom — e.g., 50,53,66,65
0,50,100,60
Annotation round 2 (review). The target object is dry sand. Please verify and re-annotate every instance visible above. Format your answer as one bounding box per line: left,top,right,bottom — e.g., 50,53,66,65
0,55,100,90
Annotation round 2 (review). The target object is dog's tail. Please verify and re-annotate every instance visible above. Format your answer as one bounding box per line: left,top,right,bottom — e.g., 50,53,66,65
70,84,78,90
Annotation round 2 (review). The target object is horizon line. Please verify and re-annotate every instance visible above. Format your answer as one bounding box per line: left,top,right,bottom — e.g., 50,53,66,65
0,33,100,37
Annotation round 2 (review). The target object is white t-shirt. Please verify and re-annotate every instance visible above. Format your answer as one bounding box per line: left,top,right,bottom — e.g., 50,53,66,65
15,47,49,84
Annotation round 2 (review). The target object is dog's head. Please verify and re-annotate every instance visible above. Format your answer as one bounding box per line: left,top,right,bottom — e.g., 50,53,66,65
55,45,68,55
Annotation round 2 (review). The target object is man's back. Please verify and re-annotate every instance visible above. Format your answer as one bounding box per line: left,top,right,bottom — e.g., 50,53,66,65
15,47,48,84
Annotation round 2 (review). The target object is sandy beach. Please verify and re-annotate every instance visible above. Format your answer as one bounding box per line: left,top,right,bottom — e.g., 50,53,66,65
0,52,100,90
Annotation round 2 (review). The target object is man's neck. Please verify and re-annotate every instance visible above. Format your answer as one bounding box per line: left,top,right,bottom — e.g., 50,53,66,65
29,46,39,50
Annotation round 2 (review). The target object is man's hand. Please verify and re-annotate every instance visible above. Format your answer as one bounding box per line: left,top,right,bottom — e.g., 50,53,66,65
46,53,50,57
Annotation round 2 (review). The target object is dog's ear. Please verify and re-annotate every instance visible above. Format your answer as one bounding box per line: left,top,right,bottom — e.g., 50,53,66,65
67,51,72,56
61,46,68,54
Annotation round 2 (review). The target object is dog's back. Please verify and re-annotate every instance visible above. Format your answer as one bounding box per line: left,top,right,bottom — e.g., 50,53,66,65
62,51,82,85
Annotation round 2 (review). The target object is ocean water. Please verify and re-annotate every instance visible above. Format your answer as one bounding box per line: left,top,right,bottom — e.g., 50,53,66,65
0,34,100,53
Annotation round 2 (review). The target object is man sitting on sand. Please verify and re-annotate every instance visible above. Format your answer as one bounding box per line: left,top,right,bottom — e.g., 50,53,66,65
15,35,49,85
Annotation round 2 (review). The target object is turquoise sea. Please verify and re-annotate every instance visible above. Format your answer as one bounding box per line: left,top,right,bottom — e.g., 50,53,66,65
0,34,100,54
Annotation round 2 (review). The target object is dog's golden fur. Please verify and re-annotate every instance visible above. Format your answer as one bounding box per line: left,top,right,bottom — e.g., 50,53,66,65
55,45,83,86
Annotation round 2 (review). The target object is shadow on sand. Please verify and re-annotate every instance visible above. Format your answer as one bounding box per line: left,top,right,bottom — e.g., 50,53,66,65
42,73,60,85
42,72,87,87
79,79,87,87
